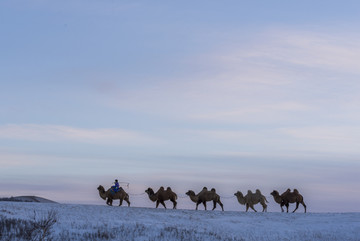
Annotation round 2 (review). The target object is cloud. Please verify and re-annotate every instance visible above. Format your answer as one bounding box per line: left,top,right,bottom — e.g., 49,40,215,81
254,29,360,74
190,102,312,122
102,28,360,125
281,126,360,153
0,124,159,145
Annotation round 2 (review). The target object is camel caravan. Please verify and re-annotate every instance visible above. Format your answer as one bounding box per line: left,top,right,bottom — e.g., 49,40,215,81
97,182,307,213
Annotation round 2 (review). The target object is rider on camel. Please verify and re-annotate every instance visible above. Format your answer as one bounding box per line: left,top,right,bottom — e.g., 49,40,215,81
111,179,120,193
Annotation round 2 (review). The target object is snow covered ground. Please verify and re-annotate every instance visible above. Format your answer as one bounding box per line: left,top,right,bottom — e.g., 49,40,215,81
1,201,359,241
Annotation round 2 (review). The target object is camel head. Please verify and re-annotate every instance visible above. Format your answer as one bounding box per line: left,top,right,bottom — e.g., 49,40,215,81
145,188,154,195
271,190,279,197
97,185,106,200
234,191,244,198
186,190,195,196
234,191,246,205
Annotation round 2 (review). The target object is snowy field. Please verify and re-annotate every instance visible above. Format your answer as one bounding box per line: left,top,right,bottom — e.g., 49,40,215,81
1,202,359,241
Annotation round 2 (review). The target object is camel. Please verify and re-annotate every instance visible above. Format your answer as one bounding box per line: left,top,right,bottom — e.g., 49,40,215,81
145,186,177,209
271,189,306,213
186,187,224,211
234,189,268,212
97,185,130,207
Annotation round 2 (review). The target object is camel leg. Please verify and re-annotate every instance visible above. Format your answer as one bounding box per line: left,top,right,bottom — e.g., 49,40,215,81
126,198,131,207
302,201,307,213
249,204,257,212
196,200,201,210
261,201,267,212
156,200,160,208
262,204,267,212
218,201,224,211
212,200,217,210
171,199,177,209
203,201,207,210
160,200,167,209
292,202,299,213
280,204,284,212
285,203,289,213
119,199,123,206
246,203,249,212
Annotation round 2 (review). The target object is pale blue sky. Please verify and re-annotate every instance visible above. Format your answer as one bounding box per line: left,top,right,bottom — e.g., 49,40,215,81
1,1,360,212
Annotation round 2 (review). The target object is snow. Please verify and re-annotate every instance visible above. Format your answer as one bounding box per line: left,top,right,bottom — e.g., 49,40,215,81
1,201,359,241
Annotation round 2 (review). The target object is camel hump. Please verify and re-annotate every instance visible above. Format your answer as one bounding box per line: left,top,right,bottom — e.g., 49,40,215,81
247,190,252,194
211,188,216,192
159,186,165,191
256,189,261,194
293,189,299,194
202,187,208,190
166,187,172,191
281,189,290,196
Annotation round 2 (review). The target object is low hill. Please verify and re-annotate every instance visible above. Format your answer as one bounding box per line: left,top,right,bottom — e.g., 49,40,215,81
0,196,57,203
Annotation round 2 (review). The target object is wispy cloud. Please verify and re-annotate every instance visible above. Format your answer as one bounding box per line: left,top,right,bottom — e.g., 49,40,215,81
102,28,360,125
0,124,159,145
190,102,312,122
282,126,360,141
280,126,360,153
254,29,360,74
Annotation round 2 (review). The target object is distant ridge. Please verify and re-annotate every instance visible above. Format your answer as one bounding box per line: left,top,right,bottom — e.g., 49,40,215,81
0,196,57,203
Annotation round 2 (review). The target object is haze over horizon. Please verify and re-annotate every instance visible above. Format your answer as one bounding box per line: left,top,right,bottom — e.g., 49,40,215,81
1,0,360,212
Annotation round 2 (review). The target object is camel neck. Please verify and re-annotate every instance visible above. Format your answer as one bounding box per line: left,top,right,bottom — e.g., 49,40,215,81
99,189,107,200
189,195,198,203
148,193,157,202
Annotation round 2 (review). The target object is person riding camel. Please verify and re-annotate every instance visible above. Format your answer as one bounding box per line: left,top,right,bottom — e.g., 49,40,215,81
111,179,120,193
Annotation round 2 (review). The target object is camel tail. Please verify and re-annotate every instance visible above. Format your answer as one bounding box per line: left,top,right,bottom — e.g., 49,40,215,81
174,193,178,200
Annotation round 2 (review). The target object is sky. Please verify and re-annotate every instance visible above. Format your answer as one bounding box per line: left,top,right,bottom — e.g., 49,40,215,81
1,0,360,212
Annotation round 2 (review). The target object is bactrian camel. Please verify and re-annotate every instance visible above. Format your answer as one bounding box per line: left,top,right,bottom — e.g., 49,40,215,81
234,189,268,212
186,187,224,211
145,187,177,209
97,185,130,207
271,189,306,213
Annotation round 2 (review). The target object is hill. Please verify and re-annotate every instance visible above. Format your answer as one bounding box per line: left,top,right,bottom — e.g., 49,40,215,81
0,196,57,203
